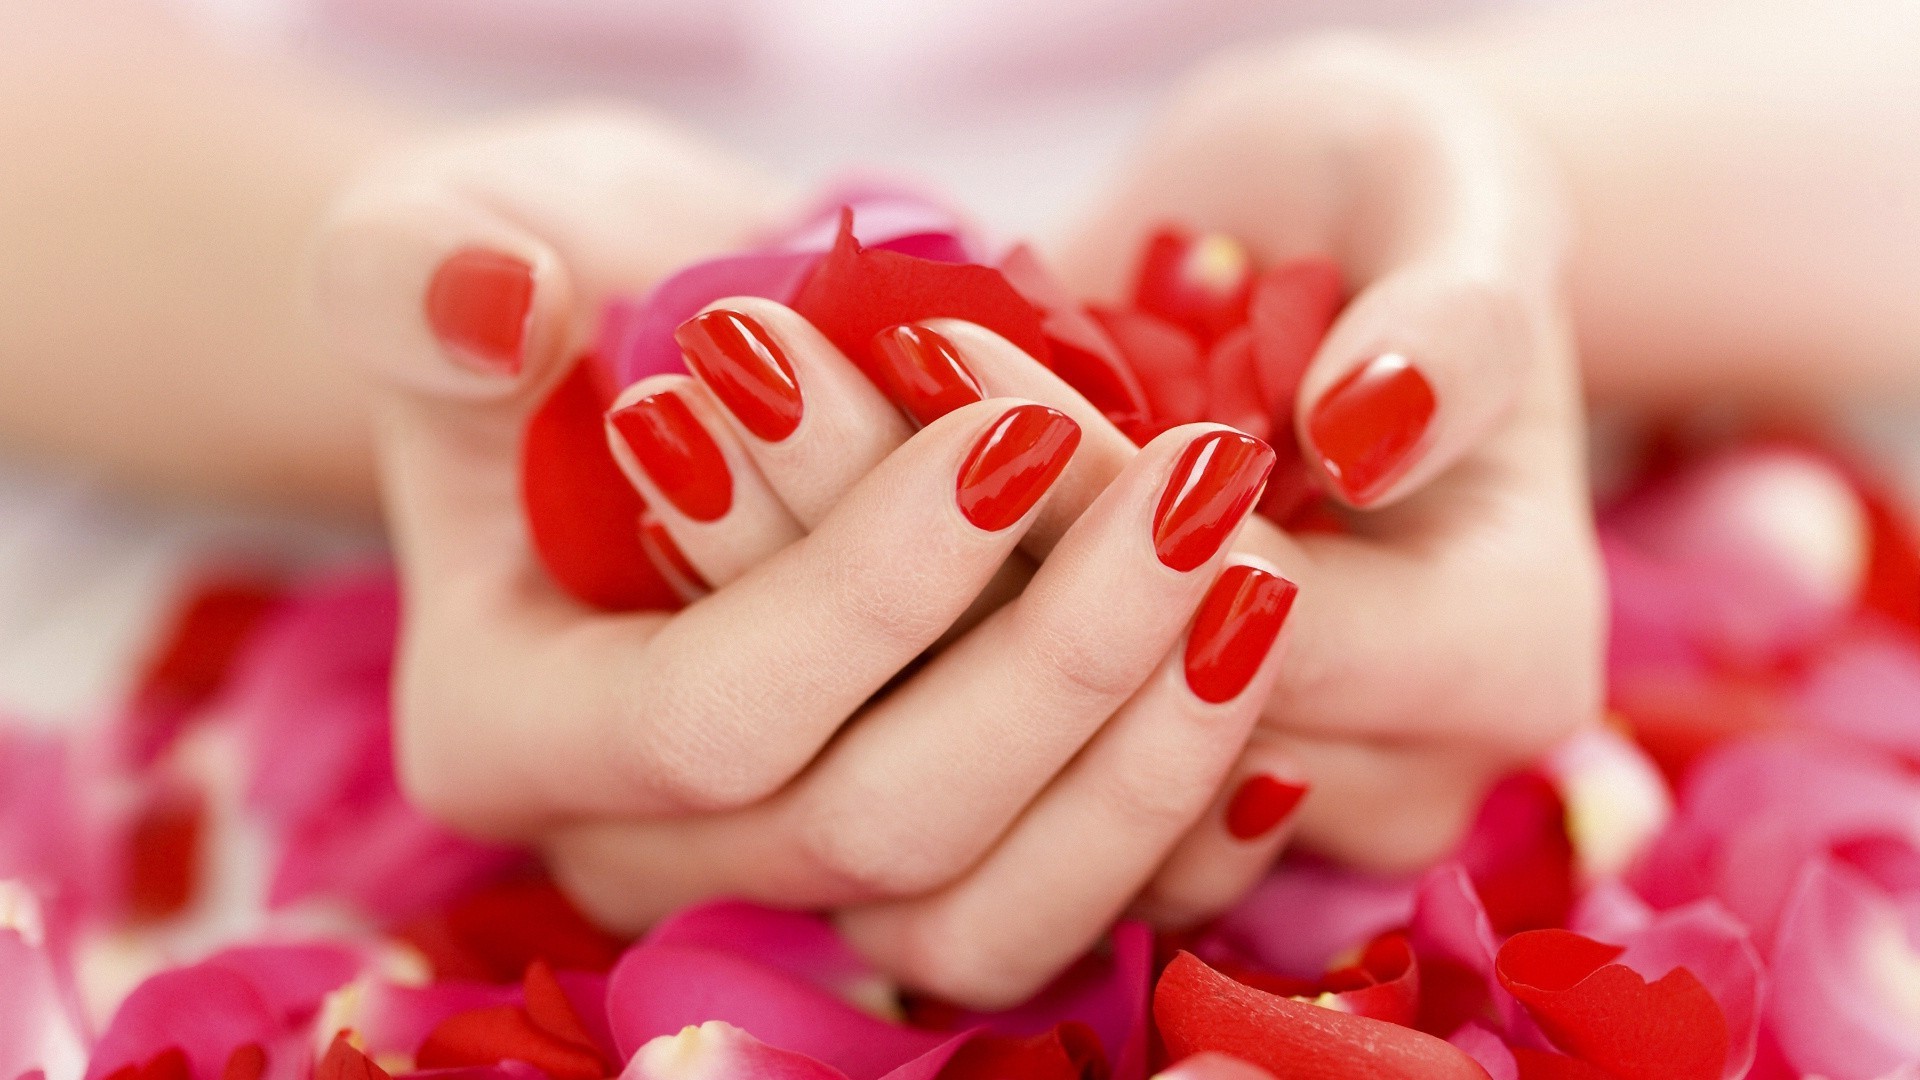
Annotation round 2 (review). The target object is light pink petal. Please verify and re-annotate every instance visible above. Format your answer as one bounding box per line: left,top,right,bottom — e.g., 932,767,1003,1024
622,1021,850,1080
1447,1025,1518,1080
322,979,520,1060
1409,865,1542,1045
1769,857,1920,1080
1151,1052,1279,1080
1196,860,1418,977
644,902,883,1006
201,943,364,1023
1632,733,1920,945
1542,727,1673,883
86,965,279,1080
0,894,85,1080
605,944,948,1080
1794,624,1920,764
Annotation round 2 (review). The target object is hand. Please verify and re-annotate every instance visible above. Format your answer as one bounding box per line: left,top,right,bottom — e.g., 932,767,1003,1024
312,109,1293,1008
1054,35,1605,912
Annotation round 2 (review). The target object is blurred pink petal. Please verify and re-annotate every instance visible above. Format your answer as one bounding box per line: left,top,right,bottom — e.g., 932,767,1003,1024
1542,727,1672,884
218,572,523,924
1196,860,1417,978
1768,857,1920,1080
1633,734,1920,946
0,885,85,1080
1408,865,1537,1043
908,921,1153,1080
322,979,520,1061
1794,623,1920,763
605,944,950,1080
623,1021,850,1080
1610,902,1765,1080
644,902,886,1008
87,966,279,1080
1446,1025,1517,1080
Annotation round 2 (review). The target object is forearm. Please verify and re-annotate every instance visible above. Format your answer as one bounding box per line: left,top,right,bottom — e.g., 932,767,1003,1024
0,3,423,517
1421,1,1920,407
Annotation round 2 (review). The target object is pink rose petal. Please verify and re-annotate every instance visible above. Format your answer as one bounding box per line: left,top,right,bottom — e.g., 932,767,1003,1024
1768,857,1920,1080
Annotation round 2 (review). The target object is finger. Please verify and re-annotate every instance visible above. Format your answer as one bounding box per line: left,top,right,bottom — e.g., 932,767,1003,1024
1131,733,1310,928
604,374,804,587
674,298,914,528
313,111,772,833
608,399,1081,817
765,423,1273,900
1056,40,1568,508
836,561,1299,1008
549,423,1276,921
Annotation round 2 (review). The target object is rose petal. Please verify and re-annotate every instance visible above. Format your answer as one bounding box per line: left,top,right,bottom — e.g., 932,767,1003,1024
1196,860,1418,979
603,253,818,387
1149,1053,1277,1080
791,211,1050,391
644,902,892,1012
937,1023,1108,1080
606,944,948,1080
1246,257,1342,423
999,246,1150,435
1455,774,1576,936
1448,1026,1517,1080
1155,953,1491,1080
0,888,85,1080
1541,728,1673,884
398,877,627,983
1495,930,1728,1080
623,1021,850,1080
521,354,679,612
1768,857,1920,1080
1129,229,1253,347
1088,307,1204,437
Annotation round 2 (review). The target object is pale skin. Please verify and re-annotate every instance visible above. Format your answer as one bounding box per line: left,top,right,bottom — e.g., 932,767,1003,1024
4,0,1918,1005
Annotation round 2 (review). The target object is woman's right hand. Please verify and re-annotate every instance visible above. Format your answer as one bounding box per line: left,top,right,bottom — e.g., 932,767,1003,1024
313,109,1292,1008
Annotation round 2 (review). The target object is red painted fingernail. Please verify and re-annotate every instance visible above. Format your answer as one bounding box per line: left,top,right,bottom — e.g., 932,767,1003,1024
425,248,535,375
675,309,804,442
1307,353,1435,504
1153,431,1276,572
638,507,710,602
955,406,1080,532
871,324,985,427
1185,565,1298,703
1226,775,1308,840
607,392,732,521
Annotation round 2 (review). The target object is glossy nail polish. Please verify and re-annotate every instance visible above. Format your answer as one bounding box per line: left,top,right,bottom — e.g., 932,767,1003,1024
1153,431,1277,572
955,406,1081,532
425,248,535,375
674,309,804,442
1185,565,1299,703
607,393,732,521
1225,775,1308,841
871,324,985,427
1307,353,1436,504
638,507,710,602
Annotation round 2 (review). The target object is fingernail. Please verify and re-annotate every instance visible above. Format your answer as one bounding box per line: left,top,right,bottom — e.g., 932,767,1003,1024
871,324,985,427
674,309,804,442
1225,774,1308,841
1185,565,1298,703
956,406,1081,532
425,248,535,375
1153,431,1276,572
1307,353,1435,504
607,392,732,522
638,507,710,602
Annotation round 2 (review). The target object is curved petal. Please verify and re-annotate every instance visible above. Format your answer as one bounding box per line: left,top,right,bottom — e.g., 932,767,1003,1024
1768,857,1920,1080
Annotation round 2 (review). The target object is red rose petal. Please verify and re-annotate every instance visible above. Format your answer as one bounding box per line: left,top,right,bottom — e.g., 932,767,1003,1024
1090,306,1205,437
999,245,1151,435
1154,952,1492,1080
938,1022,1109,1080
521,353,680,612
521,960,612,1064
417,1003,608,1080
1458,773,1577,935
1495,930,1729,1080
398,877,629,983
1131,228,1254,346
792,211,1051,388
316,1038,391,1080
1508,1049,1616,1080
1248,257,1344,421
1203,327,1270,441
125,576,282,763
220,1045,267,1080
125,786,204,922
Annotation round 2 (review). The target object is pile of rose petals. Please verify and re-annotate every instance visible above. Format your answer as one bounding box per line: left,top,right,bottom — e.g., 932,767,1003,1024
5,195,1920,1080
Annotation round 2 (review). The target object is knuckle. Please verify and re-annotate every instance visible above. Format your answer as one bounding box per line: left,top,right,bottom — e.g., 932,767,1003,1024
795,804,965,900
1097,752,1207,832
628,719,779,814
828,559,952,657
890,916,1029,1010
1018,612,1144,705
